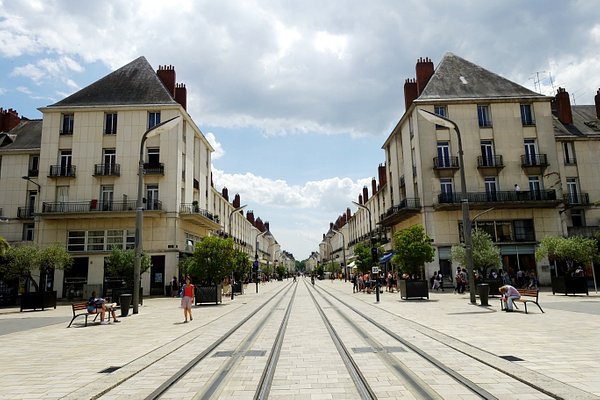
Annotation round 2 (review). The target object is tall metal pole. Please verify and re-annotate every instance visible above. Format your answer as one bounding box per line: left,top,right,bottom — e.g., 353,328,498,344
229,205,246,300
418,109,476,304
332,228,346,282
352,201,379,302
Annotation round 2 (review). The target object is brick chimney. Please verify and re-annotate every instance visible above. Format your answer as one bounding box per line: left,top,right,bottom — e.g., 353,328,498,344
246,210,255,225
371,178,377,196
416,57,434,95
404,78,418,110
378,164,387,187
175,83,187,110
554,87,573,124
265,222,270,231
255,217,264,231
595,88,600,119
222,187,229,201
346,208,351,221
157,65,176,97
358,194,363,205
0,108,21,132
362,186,369,203
233,193,241,208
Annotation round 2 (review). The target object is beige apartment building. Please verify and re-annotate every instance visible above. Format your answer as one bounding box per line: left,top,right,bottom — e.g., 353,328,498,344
324,53,600,286
0,57,283,299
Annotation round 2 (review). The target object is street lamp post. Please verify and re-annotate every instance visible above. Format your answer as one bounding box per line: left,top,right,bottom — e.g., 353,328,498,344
352,201,380,302
418,109,476,304
254,229,268,293
331,228,347,282
229,204,247,300
133,116,180,314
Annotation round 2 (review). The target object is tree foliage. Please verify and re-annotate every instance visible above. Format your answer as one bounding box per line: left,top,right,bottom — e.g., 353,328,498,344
391,225,435,277
187,236,235,285
232,249,251,282
104,246,151,287
536,235,598,270
0,236,9,257
353,242,373,274
450,228,501,275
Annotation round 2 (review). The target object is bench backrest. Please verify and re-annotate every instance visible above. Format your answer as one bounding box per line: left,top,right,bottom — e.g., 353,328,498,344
518,289,539,299
72,302,89,312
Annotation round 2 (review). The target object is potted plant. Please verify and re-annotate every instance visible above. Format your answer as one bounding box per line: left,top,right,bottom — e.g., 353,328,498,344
391,225,434,300
232,249,250,294
1,243,73,311
104,246,151,307
187,236,235,304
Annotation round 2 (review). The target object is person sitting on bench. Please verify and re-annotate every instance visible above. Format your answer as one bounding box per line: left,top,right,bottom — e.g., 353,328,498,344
499,285,520,312
88,291,119,324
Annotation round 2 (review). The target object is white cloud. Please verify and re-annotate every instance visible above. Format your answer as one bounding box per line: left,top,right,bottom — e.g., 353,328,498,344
205,131,225,160
11,64,45,82
16,86,32,94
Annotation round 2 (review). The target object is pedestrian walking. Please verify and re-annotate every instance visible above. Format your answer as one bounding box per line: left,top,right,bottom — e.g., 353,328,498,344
181,276,194,323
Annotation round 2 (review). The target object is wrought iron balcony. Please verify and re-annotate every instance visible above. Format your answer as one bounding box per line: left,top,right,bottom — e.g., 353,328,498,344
433,156,459,169
563,192,590,206
93,163,120,176
520,154,548,168
17,207,35,219
48,165,76,177
477,155,504,168
143,162,164,175
41,200,161,214
379,198,421,226
437,189,557,205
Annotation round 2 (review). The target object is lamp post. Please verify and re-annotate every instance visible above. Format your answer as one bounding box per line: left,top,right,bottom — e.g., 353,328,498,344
133,116,180,314
228,204,247,300
331,228,347,282
352,201,380,302
254,229,269,293
22,176,41,246
418,109,476,304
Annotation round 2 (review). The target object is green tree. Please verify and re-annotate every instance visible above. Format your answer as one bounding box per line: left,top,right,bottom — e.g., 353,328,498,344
0,236,9,257
187,236,235,285
354,242,373,274
232,249,251,282
391,225,435,278
536,235,598,274
104,246,151,288
450,228,501,276
276,264,286,279
1,243,72,292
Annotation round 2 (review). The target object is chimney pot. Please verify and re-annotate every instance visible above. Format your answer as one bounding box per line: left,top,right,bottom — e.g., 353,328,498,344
595,88,600,119
554,87,573,125
416,57,435,95
362,186,369,202
157,65,176,97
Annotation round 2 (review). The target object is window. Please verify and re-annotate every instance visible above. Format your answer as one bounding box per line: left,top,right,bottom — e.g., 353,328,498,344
148,112,161,129
22,223,34,241
28,155,39,177
480,140,495,166
146,184,159,210
566,178,579,204
103,149,116,175
477,105,492,127
484,177,497,201
88,231,105,251
67,231,85,252
61,114,74,135
28,190,37,215
528,176,541,200
570,210,585,227
104,113,117,135
67,230,135,252
434,105,447,129
523,139,537,165
514,219,535,241
563,142,576,165
56,185,69,203
59,150,73,176
100,185,114,211
147,148,160,165
440,178,453,202
436,142,451,167
520,104,535,126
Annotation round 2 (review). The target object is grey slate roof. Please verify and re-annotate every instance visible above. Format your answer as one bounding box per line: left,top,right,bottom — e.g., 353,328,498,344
0,119,42,150
416,52,545,101
553,105,600,137
48,56,177,107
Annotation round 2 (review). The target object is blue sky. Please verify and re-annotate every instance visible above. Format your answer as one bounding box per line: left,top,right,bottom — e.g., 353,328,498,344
2,0,600,259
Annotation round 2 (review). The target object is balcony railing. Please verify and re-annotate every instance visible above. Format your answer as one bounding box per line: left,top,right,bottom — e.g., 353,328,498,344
17,207,35,219
438,189,557,204
564,192,590,205
520,154,548,167
179,203,218,222
433,156,459,169
143,162,164,175
41,200,162,214
93,163,121,176
48,165,76,177
384,198,421,218
477,155,504,168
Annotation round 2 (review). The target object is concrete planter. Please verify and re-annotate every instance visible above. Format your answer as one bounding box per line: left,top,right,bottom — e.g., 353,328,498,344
20,291,57,311
551,276,588,295
195,284,223,305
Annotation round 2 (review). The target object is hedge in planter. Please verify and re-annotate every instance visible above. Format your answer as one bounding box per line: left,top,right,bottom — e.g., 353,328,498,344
187,236,235,304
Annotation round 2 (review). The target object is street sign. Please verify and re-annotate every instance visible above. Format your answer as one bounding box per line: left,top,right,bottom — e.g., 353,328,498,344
372,266,380,274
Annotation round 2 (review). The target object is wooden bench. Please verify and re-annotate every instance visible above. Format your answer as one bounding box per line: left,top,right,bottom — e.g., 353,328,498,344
501,289,544,314
67,300,114,327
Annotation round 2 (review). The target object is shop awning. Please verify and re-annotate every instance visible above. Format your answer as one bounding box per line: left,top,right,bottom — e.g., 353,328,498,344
347,261,356,269
380,252,394,263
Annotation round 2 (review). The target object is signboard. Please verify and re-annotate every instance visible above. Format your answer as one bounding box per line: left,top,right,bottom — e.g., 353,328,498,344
371,266,380,274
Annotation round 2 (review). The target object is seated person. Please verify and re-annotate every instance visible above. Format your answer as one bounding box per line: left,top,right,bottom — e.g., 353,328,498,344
88,291,119,324
499,285,520,312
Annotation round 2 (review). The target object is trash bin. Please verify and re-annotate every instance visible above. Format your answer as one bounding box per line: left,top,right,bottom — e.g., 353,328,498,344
119,294,133,317
477,283,490,306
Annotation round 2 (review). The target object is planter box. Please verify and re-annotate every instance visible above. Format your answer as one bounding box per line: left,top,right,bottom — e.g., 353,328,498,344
232,282,243,295
399,279,429,300
195,284,223,305
20,291,57,311
551,276,589,295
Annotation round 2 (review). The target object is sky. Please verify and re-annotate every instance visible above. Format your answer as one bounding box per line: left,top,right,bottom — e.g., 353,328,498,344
2,1,600,260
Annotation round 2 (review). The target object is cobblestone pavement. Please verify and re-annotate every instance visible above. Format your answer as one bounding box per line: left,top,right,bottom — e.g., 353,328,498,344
0,279,598,399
